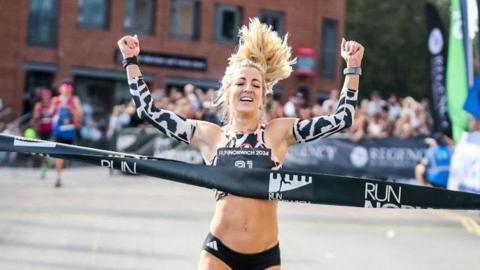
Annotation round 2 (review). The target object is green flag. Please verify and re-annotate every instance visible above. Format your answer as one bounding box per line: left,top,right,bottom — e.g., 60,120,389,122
446,0,470,141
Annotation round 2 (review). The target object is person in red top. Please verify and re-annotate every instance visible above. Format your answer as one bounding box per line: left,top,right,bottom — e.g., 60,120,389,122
32,88,54,140
31,88,54,178
49,80,83,188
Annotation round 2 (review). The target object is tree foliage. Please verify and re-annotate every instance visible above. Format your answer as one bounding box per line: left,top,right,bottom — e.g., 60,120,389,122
346,0,450,99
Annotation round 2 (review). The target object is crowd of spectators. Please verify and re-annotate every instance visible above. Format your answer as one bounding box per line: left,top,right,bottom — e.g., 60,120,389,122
346,91,432,141
0,85,434,143
149,84,221,125
144,85,433,142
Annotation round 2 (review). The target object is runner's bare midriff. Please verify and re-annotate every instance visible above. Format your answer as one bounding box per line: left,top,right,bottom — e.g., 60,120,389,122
210,195,278,253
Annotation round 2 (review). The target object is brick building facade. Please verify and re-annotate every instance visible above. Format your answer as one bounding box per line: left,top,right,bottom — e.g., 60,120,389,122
0,0,345,121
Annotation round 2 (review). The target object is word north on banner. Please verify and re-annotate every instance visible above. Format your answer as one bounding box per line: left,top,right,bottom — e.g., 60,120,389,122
364,182,422,209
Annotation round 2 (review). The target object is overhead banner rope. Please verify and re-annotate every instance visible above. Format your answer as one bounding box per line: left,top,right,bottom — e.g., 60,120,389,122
1,134,480,210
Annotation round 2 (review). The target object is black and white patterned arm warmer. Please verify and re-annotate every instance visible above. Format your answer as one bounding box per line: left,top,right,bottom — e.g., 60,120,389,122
128,76,196,144
293,88,358,143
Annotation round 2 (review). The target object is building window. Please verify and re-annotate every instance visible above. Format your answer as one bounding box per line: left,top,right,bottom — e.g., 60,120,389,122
77,0,109,29
320,19,338,78
260,10,284,35
124,0,155,35
215,5,241,43
27,0,58,47
170,0,200,39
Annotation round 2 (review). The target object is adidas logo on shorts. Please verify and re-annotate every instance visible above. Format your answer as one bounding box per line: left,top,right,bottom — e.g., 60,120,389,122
206,240,218,251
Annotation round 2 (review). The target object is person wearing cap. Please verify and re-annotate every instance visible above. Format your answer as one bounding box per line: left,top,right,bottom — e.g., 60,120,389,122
415,133,453,188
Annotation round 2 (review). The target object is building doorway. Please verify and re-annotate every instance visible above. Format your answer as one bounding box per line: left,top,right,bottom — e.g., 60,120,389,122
23,71,55,114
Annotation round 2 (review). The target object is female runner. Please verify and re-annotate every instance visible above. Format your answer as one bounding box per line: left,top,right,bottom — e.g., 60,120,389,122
117,18,364,270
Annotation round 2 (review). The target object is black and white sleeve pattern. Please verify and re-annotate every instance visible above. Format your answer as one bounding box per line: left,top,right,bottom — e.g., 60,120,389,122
129,76,195,144
293,88,358,143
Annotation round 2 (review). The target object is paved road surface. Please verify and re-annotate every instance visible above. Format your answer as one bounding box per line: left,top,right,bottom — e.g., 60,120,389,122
0,167,479,270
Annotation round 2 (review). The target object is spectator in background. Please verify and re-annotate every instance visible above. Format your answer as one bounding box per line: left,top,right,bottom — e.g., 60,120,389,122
50,80,83,188
169,87,183,103
348,99,368,142
31,88,53,178
205,88,216,103
447,116,480,192
387,94,402,120
470,116,480,131
0,97,12,120
184,84,201,110
0,122,21,166
295,92,306,108
81,121,103,142
367,91,386,117
415,133,453,188
283,94,297,117
367,105,393,139
195,88,207,103
200,101,221,125
175,97,194,119
298,104,312,119
152,88,169,110
151,88,165,100
32,88,53,141
106,104,131,138
264,99,284,122
367,111,386,138
380,105,395,136
311,103,324,117
411,104,430,136
394,111,414,138
401,96,416,116
81,97,94,127
322,89,339,114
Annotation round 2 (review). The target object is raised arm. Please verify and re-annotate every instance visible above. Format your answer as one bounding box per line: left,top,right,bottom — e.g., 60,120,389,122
269,39,364,146
117,35,196,144
292,86,358,143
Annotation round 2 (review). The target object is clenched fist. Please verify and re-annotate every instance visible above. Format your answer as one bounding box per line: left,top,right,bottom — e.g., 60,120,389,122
341,38,364,68
117,35,140,59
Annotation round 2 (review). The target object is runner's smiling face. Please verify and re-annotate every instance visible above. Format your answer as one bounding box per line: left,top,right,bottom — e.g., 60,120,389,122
228,66,264,118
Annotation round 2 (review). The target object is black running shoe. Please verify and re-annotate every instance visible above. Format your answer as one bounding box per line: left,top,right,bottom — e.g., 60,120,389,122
54,179,62,188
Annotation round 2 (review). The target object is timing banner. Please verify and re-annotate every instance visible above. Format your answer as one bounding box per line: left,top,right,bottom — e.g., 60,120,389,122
1,134,480,210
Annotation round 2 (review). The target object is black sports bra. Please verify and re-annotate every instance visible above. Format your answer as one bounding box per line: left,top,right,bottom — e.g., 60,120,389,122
211,125,281,200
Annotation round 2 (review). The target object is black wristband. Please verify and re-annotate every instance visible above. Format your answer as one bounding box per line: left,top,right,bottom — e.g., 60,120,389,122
122,56,138,69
